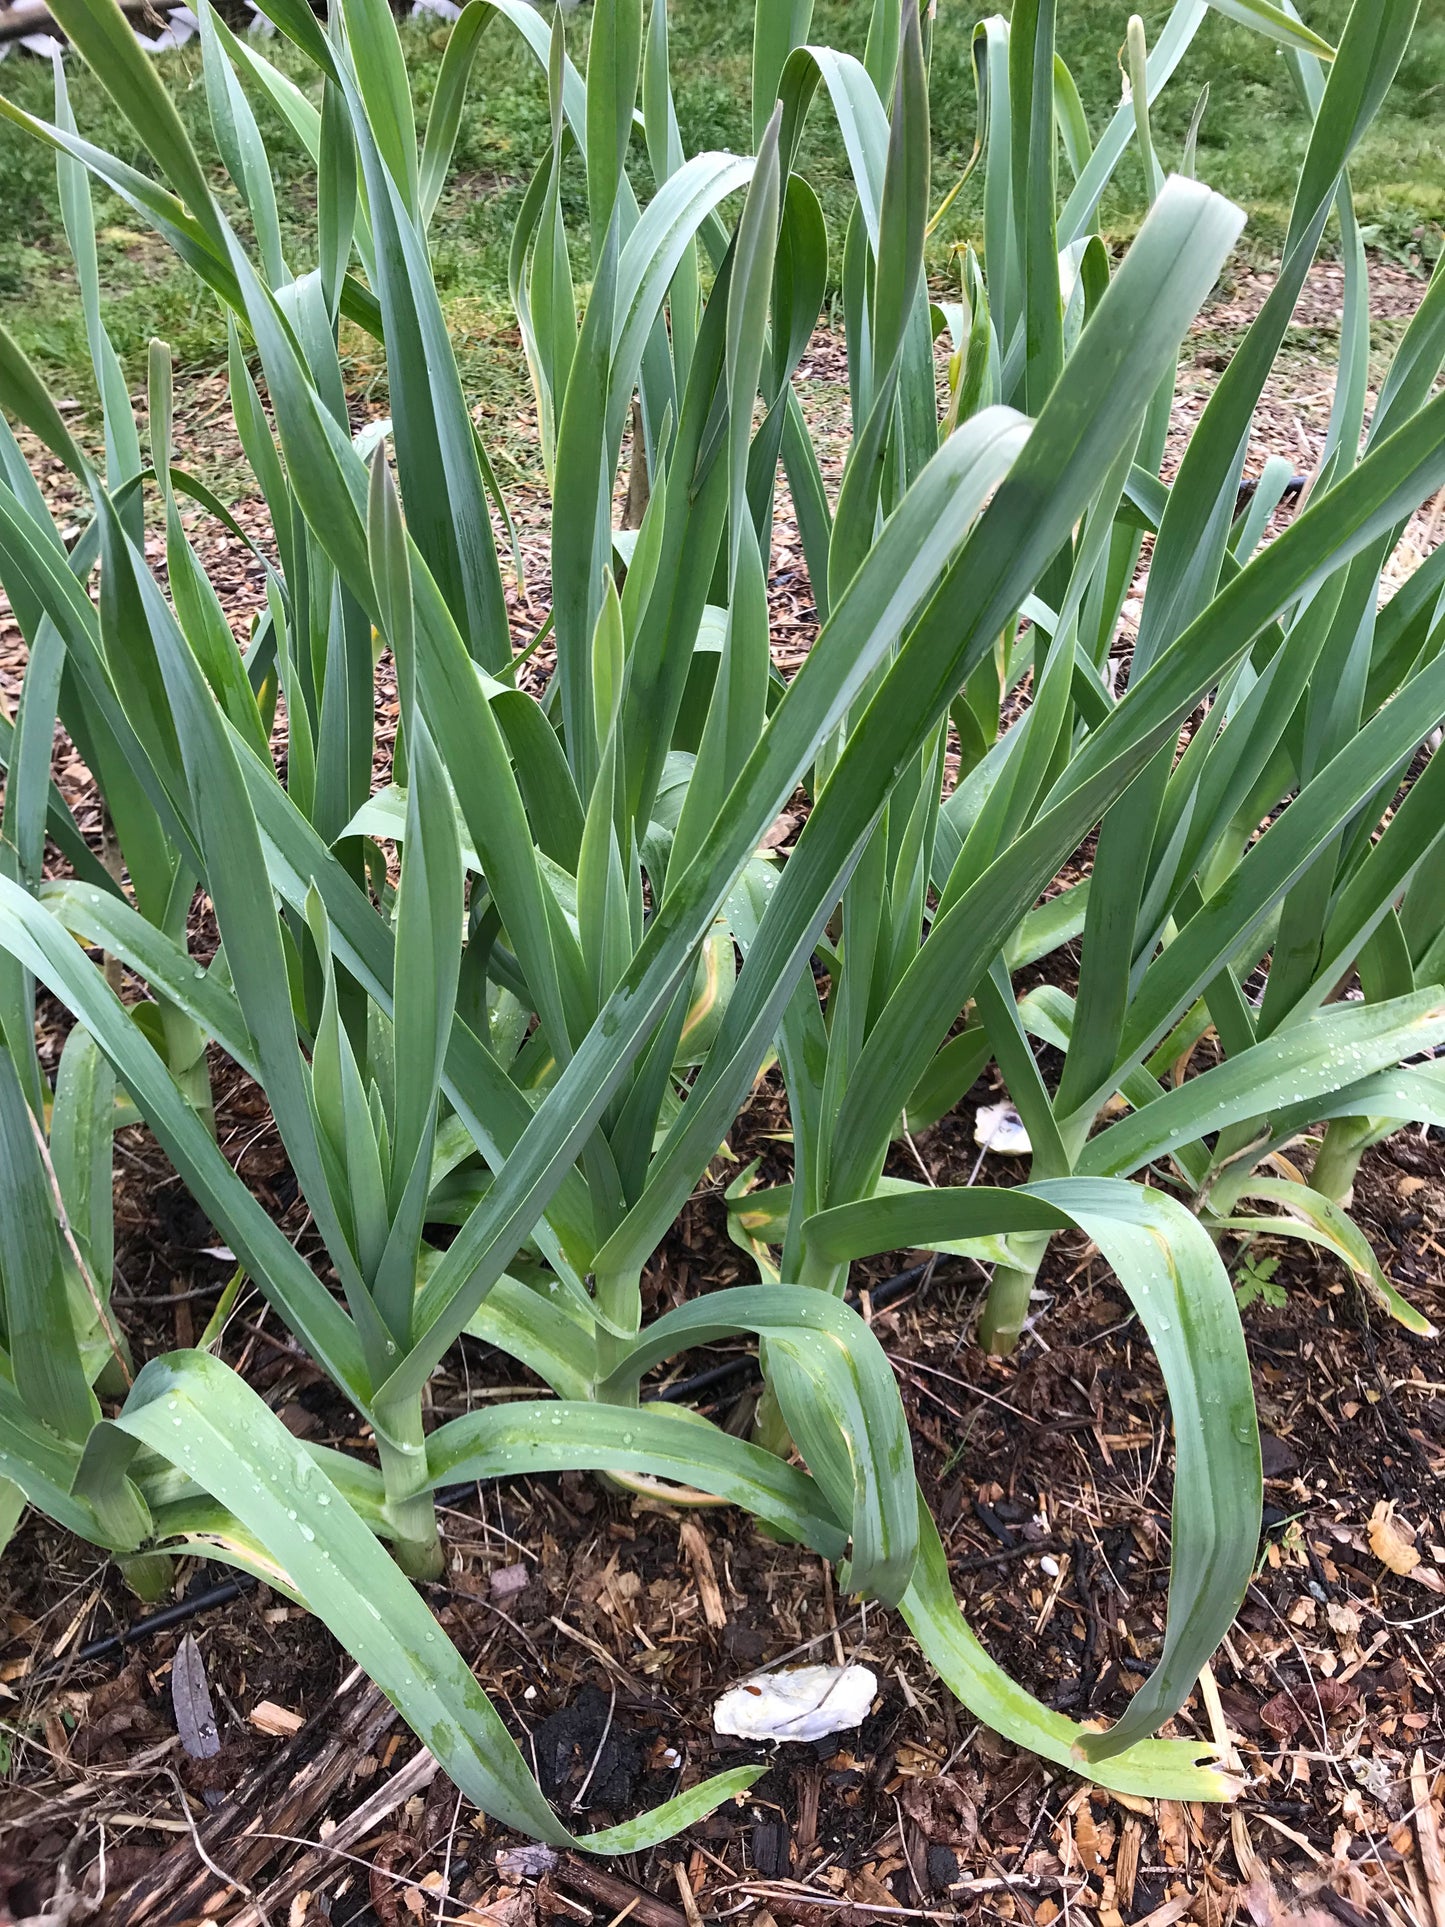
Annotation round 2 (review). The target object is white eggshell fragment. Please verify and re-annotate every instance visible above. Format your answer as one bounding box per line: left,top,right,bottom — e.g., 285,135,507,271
973,1102,1032,1156
713,1663,878,1742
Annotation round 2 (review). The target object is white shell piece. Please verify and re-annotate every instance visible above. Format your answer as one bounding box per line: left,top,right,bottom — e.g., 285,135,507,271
713,1664,877,1743
973,1102,1032,1156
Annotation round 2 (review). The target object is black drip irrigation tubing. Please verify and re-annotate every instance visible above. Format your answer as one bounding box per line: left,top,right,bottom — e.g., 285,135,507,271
24,1576,256,1684
27,1262,940,1674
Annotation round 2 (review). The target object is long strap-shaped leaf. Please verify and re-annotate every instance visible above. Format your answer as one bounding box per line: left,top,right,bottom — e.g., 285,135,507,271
0,1044,96,1443
0,879,370,1405
404,406,1033,1391
594,185,1241,1280
597,1285,916,1606
1078,991,1445,1178
829,376,1445,1195
899,1499,1236,1801
427,1401,847,1557
805,1178,1260,1756
81,1352,762,1849
1216,1176,1435,1335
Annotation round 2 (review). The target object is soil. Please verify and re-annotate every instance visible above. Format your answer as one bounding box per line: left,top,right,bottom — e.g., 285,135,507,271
0,256,1443,1926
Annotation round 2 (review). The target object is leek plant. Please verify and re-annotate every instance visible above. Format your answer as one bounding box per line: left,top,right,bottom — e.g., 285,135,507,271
0,0,1439,1843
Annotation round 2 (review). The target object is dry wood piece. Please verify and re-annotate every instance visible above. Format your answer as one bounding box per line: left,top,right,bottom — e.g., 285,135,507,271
677,1519,727,1630
1414,1749,1445,1927
495,1848,689,1927
229,1743,441,1927
249,1699,306,1738
108,1669,398,1927
553,1854,689,1927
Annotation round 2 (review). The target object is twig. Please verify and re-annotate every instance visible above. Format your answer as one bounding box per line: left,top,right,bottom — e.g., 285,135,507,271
538,1853,688,1927
672,1863,706,1927
168,1768,274,1927
1412,1749,1445,1927
570,1681,617,1812
228,1747,440,1927
437,1787,464,1926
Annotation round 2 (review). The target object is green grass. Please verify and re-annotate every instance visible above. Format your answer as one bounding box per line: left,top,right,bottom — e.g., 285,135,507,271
0,0,1442,410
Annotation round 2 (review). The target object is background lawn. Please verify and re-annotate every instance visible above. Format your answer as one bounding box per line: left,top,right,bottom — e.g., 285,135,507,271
0,0,1441,416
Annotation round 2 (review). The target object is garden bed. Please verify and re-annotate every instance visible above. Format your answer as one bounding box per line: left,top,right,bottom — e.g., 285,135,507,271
0,257,1442,1926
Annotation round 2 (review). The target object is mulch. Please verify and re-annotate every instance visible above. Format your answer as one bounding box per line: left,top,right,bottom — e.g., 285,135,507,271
0,254,1442,1927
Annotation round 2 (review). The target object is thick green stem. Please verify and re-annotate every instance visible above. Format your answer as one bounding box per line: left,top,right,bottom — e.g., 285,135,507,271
978,1233,1051,1355
375,1402,442,1581
1200,1154,1258,1220
119,1550,174,1602
1309,1115,1375,1207
591,1266,643,1402
797,1247,847,1296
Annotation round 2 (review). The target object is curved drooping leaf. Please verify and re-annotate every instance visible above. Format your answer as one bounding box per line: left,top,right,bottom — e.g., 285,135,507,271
599,1285,916,1605
805,1179,1259,1757
1215,1176,1436,1337
427,1401,847,1556
82,1351,762,1850
900,1499,1238,1801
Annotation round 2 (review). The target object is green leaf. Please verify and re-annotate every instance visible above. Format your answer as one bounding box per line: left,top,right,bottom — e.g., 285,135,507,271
0,878,371,1409
88,1351,763,1849
1205,0,1336,58
428,1401,847,1556
1078,992,1445,1179
753,0,814,147
805,1179,1259,1756
585,0,643,266
45,0,230,255
900,1498,1237,1800
0,1043,96,1443
338,0,420,214
599,1285,917,1605
199,0,285,286
419,1,494,226
1218,1178,1436,1337
50,1026,116,1303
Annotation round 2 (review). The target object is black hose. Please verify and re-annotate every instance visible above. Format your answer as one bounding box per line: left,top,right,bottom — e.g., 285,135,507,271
23,1577,255,1684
